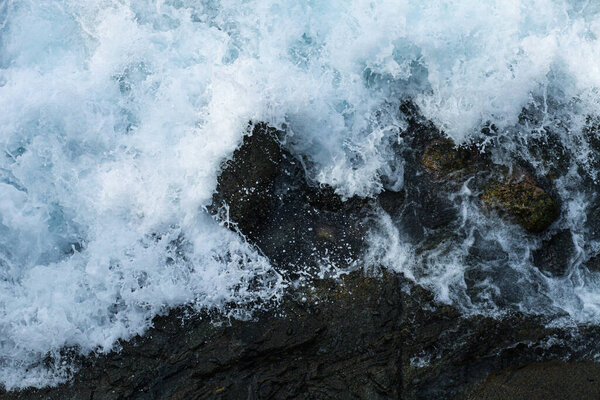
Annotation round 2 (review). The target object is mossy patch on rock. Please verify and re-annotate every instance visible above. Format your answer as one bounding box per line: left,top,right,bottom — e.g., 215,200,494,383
422,139,472,176
481,174,559,233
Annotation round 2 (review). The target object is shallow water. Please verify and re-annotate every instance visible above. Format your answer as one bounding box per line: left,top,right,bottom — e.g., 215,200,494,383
1,0,600,389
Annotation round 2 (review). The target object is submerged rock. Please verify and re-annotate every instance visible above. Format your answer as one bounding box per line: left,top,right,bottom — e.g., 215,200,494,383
481,173,560,233
532,229,575,277
387,115,467,241
413,117,561,236
422,139,472,177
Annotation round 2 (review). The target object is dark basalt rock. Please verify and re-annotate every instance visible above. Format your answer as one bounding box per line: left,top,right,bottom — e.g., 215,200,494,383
210,122,372,274
4,268,599,400
385,111,467,242
464,361,600,400
0,270,403,400
532,229,575,277
210,123,283,237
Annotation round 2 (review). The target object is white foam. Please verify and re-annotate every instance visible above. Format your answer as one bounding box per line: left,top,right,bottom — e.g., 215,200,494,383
1,0,600,389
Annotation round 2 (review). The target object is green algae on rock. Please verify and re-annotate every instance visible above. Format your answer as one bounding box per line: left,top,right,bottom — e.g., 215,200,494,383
481,174,560,233
422,139,472,176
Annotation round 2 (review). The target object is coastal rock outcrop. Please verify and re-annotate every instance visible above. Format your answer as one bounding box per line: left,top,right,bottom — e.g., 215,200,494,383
3,269,598,400
422,139,472,177
419,133,560,234
210,122,283,237
532,229,575,276
481,173,560,233
0,117,593,400
210,122,371,274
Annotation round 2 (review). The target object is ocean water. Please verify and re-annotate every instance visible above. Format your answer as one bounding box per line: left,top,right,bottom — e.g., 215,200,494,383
1,0,600,389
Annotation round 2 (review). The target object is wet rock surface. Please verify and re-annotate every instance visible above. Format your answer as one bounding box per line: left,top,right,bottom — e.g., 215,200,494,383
532,229,575,277
422,139,473,177
1,117,598,400
412,109,560,236
386,108,468,242
211,122,372,275
481,173,560,233
394,105,559,243
3,269,599,400
0,270,403,400
464,361,600,400
210,122,283,238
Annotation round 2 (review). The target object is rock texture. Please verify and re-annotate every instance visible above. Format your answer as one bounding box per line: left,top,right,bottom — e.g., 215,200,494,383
481,173,560,233
210,122,283,237
4,269,599,400
532,229,575,276
422,139,472,177
418,134,560,234
0,116,595,400
465,361,600,400
0,270,403,400
211,122,371,275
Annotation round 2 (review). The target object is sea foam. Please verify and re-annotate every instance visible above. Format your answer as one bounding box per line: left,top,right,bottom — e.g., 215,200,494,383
1,0,600,389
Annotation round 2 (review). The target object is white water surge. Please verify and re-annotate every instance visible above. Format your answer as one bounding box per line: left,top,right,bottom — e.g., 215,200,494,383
0,0,600,389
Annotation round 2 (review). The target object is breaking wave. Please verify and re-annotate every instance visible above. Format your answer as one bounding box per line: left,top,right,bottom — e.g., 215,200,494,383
1,0,600,389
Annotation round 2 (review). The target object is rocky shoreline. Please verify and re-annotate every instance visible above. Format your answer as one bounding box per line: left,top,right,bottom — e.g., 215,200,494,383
3,108,600,399
6,269,600,400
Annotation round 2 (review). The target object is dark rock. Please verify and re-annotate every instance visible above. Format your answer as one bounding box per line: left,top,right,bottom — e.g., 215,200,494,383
210,123,282,237
378,189,405,216
585,254,600,273
583,117,600,179
388,114,465,241
210,122,372,274
4,268,599,400
0,270,404,400
532,230,574,277
254,151,371,273
399,105,561,236
463,361,600,400
481,173,560,233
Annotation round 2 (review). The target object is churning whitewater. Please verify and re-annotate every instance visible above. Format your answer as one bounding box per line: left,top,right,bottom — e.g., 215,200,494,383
1,0,600,389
